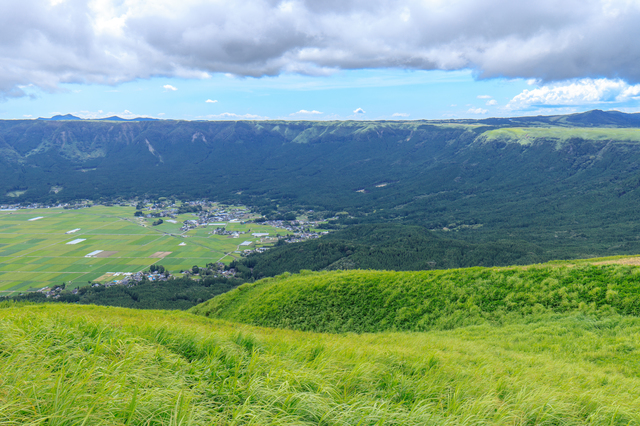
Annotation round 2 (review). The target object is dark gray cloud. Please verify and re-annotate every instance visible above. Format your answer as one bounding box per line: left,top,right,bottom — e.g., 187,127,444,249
1,0,639,98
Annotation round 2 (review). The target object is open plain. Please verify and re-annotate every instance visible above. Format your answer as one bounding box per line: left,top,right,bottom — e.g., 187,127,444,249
0,206,285,293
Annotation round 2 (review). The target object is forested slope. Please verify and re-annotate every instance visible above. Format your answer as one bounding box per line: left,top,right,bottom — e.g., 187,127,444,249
232,224,545,279
4,276,243,310
4,110,640,259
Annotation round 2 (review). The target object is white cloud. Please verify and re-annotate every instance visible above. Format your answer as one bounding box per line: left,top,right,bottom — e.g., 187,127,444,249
507,78,640,110
205,99,218,103
198,112,268,120
1,1,640,98
392,112,409,117
353,108,366,114
290,109,322,115
163,85,178,91
23,114,32,117
468,107,488,114
477,95,492,99
486,99,498,106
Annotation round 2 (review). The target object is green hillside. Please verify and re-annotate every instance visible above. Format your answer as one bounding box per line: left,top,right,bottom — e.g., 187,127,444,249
4,111,640,263
190,260,640,333
2,303,640,424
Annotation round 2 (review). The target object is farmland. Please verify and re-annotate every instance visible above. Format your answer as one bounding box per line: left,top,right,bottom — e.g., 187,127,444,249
0,205,287,293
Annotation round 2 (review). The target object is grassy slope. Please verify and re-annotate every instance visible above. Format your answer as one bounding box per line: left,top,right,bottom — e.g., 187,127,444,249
481,127,640,145
190,259,640,333
1,303,640,425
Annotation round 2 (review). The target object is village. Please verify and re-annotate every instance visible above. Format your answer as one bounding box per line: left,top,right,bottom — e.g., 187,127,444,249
37,260,240,298
138,200,330,250
5,198,333,297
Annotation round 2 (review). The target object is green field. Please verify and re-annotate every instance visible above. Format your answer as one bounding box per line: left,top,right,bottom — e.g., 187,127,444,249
481,126,640,146
0,206,287,293
1,303,639,424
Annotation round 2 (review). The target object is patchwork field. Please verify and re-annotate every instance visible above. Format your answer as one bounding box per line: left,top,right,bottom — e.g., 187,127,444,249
0,206,287,293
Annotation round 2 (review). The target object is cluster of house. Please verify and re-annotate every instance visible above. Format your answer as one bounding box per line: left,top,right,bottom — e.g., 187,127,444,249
257,219,329,243
210,227,247,237
37,269,173,298
182,262,237,278
1,201,91,211
101,270,171,288
278,232,326,244
240,246,271,256
260,219,321,233
179,207,251,231
144,210,176,219
37,285,65,298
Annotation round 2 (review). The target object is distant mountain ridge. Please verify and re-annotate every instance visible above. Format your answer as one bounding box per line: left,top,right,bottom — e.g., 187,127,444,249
37,114,159,122
33,109,640,126
476,109,640,128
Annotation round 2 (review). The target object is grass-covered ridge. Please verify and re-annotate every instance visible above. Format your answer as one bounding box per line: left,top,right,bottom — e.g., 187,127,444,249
190,261,640,333
480,127,640,146
2,303,640,424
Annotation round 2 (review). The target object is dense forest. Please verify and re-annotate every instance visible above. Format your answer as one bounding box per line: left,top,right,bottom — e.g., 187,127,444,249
232,224,546,280
3,276,243,310
3,110,640,261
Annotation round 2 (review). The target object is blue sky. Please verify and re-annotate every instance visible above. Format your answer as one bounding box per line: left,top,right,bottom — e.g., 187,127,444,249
0,0,639,121
4,70,639,121
1,69,537,120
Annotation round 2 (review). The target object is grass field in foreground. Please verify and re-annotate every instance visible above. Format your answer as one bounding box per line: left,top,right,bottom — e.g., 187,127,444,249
1,303,639,425
0,206,285,293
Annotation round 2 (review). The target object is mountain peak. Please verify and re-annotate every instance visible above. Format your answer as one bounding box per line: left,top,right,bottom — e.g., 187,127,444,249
37,114,82,121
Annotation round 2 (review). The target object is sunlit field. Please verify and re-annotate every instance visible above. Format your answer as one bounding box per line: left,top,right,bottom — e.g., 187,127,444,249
0,206,286,293
1,303,639,425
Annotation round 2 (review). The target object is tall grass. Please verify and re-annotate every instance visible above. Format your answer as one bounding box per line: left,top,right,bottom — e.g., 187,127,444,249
190,265,640,333
1,304,640,424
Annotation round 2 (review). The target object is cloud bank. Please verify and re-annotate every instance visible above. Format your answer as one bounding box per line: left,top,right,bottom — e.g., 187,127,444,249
290,109,322,115
507,79,640,110
1,0,640,98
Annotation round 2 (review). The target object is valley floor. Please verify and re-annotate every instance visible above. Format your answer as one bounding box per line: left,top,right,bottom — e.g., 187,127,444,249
1,303,639,425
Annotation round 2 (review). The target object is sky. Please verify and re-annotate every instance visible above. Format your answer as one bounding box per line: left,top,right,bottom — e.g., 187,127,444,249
0,0,639,121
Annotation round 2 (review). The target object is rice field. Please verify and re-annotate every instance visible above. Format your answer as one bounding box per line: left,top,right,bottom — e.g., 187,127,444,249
0,206,286,293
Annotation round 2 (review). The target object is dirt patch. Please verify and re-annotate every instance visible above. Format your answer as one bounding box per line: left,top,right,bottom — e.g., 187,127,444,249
150,251,172,258
95,251,118,258
95,273,114,282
